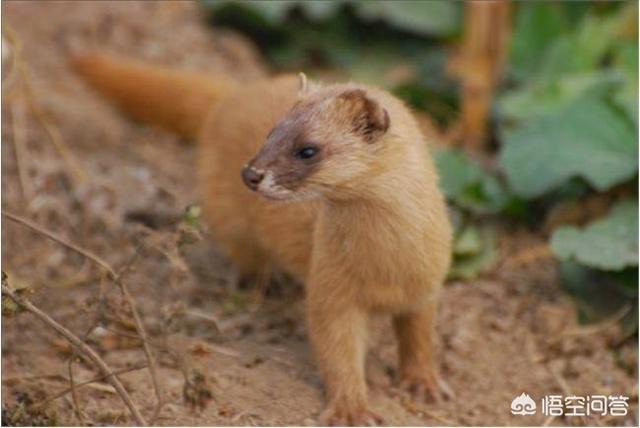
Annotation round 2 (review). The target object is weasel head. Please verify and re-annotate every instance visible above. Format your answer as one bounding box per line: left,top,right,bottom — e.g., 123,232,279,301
241,85,390,201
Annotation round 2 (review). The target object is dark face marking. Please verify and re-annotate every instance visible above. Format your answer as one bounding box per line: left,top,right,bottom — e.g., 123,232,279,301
245,116,324,192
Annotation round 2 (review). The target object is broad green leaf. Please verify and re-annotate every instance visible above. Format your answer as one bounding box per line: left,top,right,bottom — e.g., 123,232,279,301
501,3,636,124
209,0,462,36
537,10,622,81
551,200,638,271
509,2,569,81
204,0,297,23
612,41,639,129
434,149,484,200
357,0,460,37
435,149,509,214
500,96,637,198
455,175,511,215
498,71,625,125
299,1,343,20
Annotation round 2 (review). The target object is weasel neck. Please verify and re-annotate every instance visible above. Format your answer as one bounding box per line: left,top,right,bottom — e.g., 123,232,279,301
319,160,431,235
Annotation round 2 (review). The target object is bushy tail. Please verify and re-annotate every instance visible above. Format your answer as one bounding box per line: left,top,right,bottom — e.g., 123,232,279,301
72,53,236,139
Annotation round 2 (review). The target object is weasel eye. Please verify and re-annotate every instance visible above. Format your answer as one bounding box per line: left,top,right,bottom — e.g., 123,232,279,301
295,146,318,160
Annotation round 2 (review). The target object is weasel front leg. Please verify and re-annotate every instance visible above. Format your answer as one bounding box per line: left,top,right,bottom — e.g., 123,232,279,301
307,291,382,426
393,301,451,402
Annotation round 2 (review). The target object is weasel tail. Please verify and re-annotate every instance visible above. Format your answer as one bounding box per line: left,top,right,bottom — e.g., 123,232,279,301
72,54,236,139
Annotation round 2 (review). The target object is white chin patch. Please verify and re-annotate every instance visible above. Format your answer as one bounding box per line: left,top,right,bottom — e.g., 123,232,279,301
258,170,294,200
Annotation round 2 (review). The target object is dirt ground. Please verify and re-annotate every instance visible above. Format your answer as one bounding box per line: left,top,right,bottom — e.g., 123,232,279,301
1,2,637,426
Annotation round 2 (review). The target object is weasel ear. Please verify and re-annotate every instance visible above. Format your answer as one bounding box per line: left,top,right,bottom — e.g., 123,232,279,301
338,89,390,142
298,72,309,97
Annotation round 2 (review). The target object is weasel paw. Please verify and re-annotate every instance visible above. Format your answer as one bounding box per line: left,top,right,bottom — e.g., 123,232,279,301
319,403,384,426
399,374,454,403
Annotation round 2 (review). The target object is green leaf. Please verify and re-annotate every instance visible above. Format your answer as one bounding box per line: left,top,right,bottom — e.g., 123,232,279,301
612,41,639,129
456,175,511,215
498,71,625,125
551,200,638,271
1,272,30,318
356,0,460,37
500,3,637,125
204,0,295,24
434,149,485,199
183,204,202,228
509,2,569,81
449,227,497,280
500,96,638,198
206,0,461,37
453,225,481,256
298,1,343,20
434,149,509,214
536,10,622,81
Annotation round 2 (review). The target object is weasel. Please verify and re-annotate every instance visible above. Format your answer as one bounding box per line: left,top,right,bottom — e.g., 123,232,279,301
73,54,453,425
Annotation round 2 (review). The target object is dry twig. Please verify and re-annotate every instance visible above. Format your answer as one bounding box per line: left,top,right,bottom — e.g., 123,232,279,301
33,363,148,409
66,321,101,425
104,325,241,359
3,25,88,184
2,211,116,277
560,304,631,338
1,283,148,426
3,211,163,422
10,100,33,203
547,364,587,426
116,279,165,422
113,246,165,422
67,356,86,425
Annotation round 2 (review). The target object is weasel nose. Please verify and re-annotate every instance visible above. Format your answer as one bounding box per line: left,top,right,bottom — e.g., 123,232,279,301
241,166,264,190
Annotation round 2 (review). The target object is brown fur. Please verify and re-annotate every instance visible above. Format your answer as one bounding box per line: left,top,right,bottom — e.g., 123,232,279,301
72,54,235,139
74,54,453,425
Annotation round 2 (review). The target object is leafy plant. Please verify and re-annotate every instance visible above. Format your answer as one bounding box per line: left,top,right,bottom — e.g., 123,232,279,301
558,261,637,337
203,1,461,38
435,148,511,215
552,199,637,334
499,3,638,200
434,148,507,279
355,0,460,38
203,0,462,125
499,2,638,329
500,94,637,198
550,201,638,333
551,200,638,271
449,223,497,280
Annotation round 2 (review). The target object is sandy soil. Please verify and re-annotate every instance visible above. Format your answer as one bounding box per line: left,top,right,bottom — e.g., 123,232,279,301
1,2,637,426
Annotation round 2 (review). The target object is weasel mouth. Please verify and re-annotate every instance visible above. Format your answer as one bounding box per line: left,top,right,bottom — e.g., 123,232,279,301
258,187,322,202
259,191,294,201
256,184,296,200
252,171,295,200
